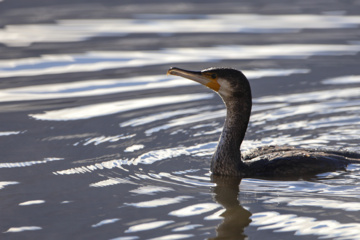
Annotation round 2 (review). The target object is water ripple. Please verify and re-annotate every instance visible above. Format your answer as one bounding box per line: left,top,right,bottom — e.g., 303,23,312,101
169,203,221,217
322,75,360,85
80,134,135,146
125,196,193,208
145,110,225,136
120,106,214,128
148,234,193,240
2,14,360,47
0,181,19,190
263,197,360,211
0,131,22,136
124,144,145,153
254,87,360,104
0,157,63,168
251,211,360,240
91,218,120,228
30,94,213,121
172,224,203,232
241,176,360,197
19,200,45,206
125,220,174,233
89,178,137,187
0,69,308,102
129,186,174,195
0,44,357,78
4,226,42,233
1,5,360,240
0,75,192,102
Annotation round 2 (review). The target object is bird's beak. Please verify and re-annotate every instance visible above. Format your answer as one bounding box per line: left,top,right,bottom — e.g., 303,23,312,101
167,67,220,92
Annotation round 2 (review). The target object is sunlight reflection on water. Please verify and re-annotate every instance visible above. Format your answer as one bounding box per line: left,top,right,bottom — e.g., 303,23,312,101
0,45,358,78
2,14,360,47
92,218,120,228
322,75,360,85
4,226,42,233
125,220,175,233
169,203,221,217
125,196,193,208
0,69,309,103
0,158,64,168
30,94,213,121
251,211,360,239
265,197,360,211
0,181,19,190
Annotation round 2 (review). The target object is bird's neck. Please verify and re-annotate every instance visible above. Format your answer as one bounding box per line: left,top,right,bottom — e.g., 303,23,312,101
211,97,251,176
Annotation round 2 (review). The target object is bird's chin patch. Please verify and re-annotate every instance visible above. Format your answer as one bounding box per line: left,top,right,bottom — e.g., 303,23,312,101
217,78,232,98
218,88,232,99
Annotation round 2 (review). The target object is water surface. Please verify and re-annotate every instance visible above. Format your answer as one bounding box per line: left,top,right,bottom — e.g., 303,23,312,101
1,0,360,239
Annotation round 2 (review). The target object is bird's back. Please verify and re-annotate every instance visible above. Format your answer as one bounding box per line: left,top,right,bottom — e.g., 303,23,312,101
242,146,360,179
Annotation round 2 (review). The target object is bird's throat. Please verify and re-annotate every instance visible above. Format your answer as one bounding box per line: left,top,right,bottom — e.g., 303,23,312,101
211,99,251,176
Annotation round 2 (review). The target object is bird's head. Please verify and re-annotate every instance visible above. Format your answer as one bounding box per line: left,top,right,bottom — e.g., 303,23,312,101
167,67,251,100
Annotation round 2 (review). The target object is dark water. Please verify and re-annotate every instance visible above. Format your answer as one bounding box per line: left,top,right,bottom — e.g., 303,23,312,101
1,0,360,239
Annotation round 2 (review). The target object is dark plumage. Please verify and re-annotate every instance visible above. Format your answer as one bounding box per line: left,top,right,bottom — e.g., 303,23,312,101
167,67,360,178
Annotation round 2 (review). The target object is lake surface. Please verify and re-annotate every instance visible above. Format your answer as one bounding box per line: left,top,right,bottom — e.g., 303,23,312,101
1,0,360,239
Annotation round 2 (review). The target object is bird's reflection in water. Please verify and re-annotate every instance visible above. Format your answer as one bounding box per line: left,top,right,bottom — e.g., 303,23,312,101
209,175,252,240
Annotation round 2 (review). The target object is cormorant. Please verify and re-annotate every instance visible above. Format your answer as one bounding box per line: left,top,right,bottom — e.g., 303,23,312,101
167,67,360,178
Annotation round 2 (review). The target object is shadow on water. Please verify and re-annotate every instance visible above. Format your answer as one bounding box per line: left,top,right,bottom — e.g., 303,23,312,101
209,167,360,239
210,175,251,240
208,172,327,240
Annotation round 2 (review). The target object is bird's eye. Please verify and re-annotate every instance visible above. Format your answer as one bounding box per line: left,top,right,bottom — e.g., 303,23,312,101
211,74,217,79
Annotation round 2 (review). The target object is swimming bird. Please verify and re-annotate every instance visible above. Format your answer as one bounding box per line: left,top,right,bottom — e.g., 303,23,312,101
167,67,360,178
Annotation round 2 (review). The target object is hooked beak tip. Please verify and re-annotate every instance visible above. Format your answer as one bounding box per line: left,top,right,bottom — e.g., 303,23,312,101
167,67,181,76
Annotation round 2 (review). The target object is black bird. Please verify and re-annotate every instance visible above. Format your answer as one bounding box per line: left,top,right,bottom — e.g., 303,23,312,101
167,67,360,178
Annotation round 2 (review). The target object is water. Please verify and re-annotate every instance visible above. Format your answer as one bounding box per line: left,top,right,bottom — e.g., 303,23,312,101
1,0,360,239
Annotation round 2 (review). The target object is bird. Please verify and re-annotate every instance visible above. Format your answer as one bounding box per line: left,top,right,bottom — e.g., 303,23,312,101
167,67,360,178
